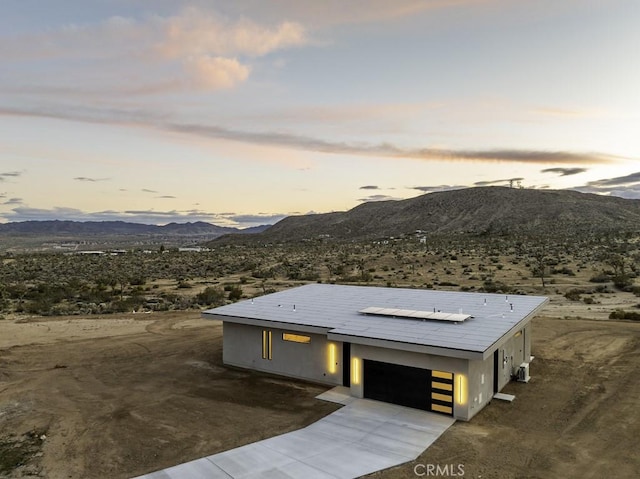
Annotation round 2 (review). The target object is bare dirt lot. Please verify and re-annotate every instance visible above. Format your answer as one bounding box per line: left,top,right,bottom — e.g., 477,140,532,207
0,312,338,478
2,310,640,479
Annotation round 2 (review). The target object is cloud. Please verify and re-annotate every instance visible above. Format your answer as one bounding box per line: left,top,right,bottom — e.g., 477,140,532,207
3,197,23,205
541,167,587,177
167,121,619,164
358,194,403,202
584,171,640,188
184,55,250,90
1,171,23,182
156,195,176,199
157,8,306,59
412,185,466,193
573,171,640,199
214,0,491,28
141,188,158,193
74,176,110,182
359,185,380,190
0,105,623,166
473,177,524,187
225,214,288,225
1,7,307,95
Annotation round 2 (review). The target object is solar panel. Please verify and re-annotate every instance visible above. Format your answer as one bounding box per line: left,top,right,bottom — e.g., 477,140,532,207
358,307,471,323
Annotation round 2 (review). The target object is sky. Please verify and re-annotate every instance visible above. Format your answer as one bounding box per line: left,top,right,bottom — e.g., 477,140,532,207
1,0,639,227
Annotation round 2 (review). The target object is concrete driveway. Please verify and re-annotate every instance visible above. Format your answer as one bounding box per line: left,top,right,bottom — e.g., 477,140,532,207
135,387,455,479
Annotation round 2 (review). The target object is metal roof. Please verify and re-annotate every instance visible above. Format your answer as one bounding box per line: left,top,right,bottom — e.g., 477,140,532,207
358,306,471,322
203,283,548,358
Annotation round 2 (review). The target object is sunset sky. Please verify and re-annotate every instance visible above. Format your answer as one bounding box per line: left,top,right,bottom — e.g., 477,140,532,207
1,0,639,227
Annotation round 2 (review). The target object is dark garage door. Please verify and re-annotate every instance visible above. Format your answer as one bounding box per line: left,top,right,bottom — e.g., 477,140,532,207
363,360,431,411
363,360,454,415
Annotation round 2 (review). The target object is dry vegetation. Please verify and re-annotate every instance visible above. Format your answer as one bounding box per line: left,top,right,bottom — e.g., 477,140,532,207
2,234,640,478
2,234,640,320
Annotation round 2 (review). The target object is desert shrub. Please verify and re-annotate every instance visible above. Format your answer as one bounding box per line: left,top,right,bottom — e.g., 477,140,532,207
552,266,575,276
481,281,512,294
228,285,243,301
612,275,633,291
196,287,225,306
564,289,582,301
589,272,611,283
583,296,595,304
609,309,640,321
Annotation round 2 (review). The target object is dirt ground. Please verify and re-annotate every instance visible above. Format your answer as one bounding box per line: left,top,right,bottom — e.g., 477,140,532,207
0,312,338,478
1,309,640,479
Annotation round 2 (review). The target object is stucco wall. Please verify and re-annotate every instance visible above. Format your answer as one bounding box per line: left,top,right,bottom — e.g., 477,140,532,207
467,355,494,420
494,324,530,392
222,322,342,386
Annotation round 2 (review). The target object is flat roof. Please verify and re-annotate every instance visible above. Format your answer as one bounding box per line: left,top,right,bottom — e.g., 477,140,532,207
203,284,548,359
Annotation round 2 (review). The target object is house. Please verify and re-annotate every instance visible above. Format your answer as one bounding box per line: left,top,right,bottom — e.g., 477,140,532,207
202,284,548,421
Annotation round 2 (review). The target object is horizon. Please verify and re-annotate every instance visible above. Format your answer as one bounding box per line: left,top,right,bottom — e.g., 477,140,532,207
1,1,638,228
0,185,637,227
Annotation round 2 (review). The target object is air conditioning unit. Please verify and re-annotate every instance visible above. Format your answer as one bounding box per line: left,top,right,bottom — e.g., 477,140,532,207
517,363,530,383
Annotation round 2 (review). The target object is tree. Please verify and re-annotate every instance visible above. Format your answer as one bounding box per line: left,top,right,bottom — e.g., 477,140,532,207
531,244,549,288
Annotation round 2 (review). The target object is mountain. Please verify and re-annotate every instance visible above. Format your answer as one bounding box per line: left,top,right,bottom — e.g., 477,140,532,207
215,187,640,243
0,220,269,237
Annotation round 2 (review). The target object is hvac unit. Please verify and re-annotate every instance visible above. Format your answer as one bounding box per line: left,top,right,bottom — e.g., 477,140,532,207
517,363,530,383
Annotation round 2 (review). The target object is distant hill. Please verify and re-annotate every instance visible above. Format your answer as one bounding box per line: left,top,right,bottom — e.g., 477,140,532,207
215,187,640,244
0,220,269,237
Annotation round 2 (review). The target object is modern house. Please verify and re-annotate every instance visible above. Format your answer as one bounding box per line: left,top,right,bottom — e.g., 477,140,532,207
203,284,548,421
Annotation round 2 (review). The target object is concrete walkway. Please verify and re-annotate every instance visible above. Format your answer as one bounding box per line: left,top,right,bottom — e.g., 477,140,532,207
134,387,455,479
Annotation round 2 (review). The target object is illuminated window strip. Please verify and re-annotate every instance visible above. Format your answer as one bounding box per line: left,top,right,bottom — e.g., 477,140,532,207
262,330,272,360
432,370,453,380
432,392,453,403
432,381,453,391
432,404,452,414
282,333,311,344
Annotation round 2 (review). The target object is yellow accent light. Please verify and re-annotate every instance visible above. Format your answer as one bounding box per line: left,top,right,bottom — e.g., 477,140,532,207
262,330,267,359
268,331,272,360
327,343,337,374
432,370,453,380
432,404,453,414
351,357,360,385
432,381,453,391
457,374,468,405
432,392,452,402
283,333,311,344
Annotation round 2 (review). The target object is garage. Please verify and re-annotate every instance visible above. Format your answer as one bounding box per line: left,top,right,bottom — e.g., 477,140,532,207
363,360,454,415
363,360,430,411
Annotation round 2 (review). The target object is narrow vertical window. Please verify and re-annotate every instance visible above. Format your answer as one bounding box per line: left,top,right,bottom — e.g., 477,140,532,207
262,330,272,360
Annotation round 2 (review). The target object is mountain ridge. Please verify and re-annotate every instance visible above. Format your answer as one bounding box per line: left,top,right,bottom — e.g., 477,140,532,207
215,187,640,243
0,220,269,236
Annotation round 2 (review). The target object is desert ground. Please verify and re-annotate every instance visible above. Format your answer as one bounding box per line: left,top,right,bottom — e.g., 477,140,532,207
1,306,639,479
